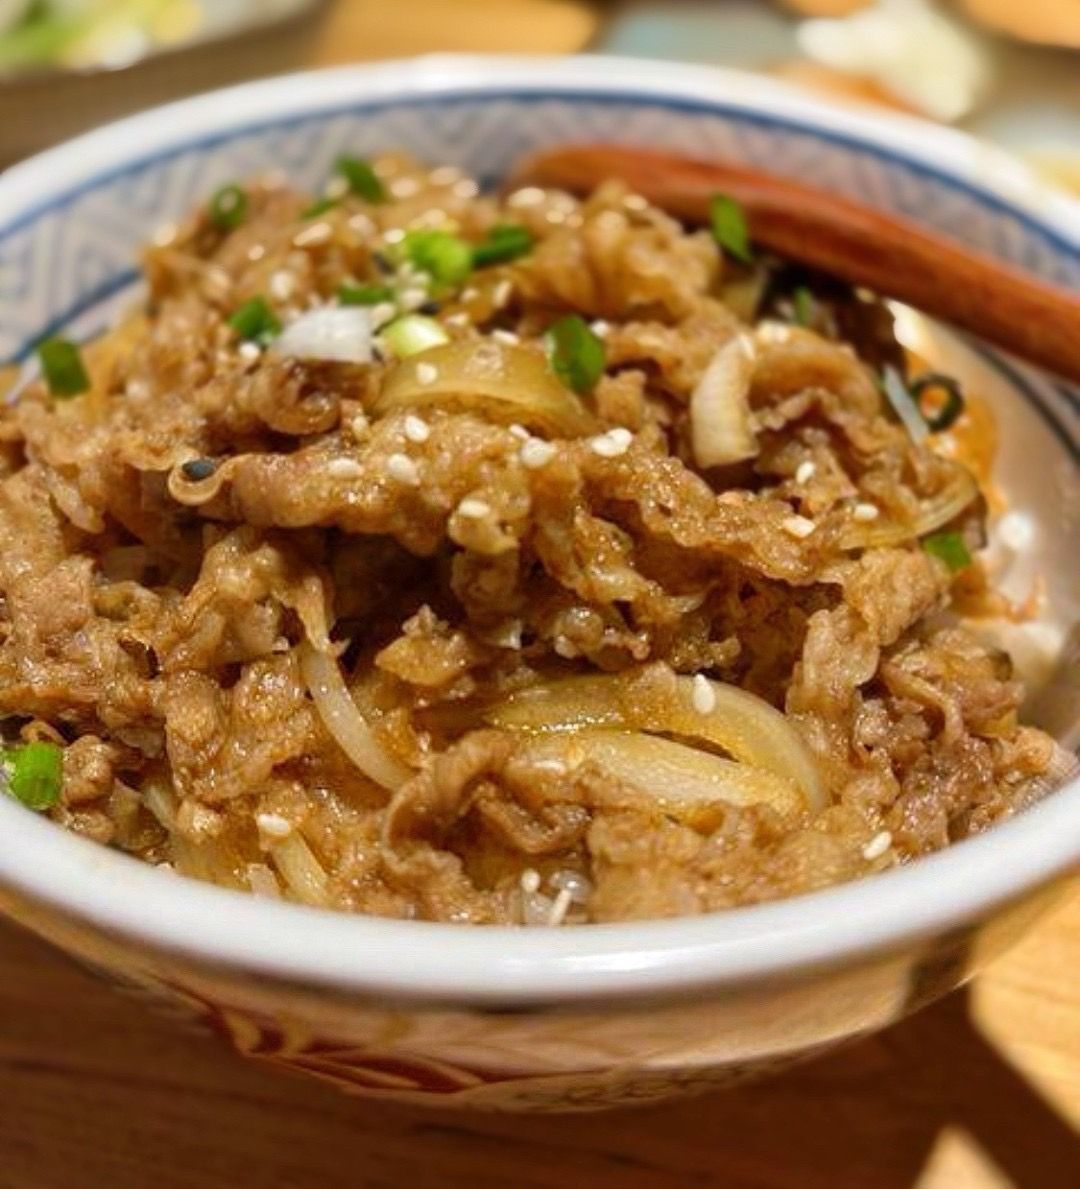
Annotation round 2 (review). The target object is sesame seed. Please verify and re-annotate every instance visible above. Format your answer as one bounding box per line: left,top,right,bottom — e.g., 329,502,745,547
533,758,568,775
255,812,292,841
415,362,439,386
550,869,592,902
390,176,420,198
508,423,530,440
247,243,266,262
520,437,557,469
547,887,573,927
623,194,648,212
460,286,480,303
757,322,792,345
444,312,470,328
370,302,397,328
492,280,513,307
327,457,363,479
508,186,545,207
125,379,150,400
269,270,297,302
387,453,420,486
399,286,428,311
429,165,463,185
325,175,350,200
383,227,405,245
691,673,717,715
491,328,520,345
452,179,479,199
404,414,430,443
862,830,893,861
783,515,816,539
350,412,370,438
795,460,817,485
347,212,376,236
457,497,491,519
152,221,178,247
590,319,611,338
852,502,880,522
238,341,262,363
590,428,632,458
553,635,579,659
293,222,332,247
520,868,541,894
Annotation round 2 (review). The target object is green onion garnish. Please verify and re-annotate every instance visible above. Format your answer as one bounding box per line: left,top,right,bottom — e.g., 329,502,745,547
209,184,248,231
792,286,815,328
4,741,63,810
382,314,450,358
472,223,534,267
302,196,339,219
402,230,473,287
881,365,929,444
36,337,89,398
228,296,281,345
923,531,972,573
546,314,606,394
911,373,965,432
710,193,753,264
335,156,386,203
338,282,394,306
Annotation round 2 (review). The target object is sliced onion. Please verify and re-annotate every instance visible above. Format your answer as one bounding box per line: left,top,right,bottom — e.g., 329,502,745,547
300,643,412,790
523,730,804,819
375,338,596,437
489,671,826,812
269,832,331,907
690,333,759,468
274,307,373,364
882,364,929,444
842,464,979,549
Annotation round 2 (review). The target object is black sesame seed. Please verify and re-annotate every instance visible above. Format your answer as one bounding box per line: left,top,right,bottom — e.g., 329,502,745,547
181,457,217,481
417,299,442,315
372,251,394,275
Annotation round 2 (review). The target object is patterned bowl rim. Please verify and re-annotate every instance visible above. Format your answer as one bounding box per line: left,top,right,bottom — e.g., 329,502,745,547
0,54,1076,1007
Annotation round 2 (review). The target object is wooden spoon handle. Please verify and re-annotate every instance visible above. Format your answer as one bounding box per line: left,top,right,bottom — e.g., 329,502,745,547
508,145,1080,383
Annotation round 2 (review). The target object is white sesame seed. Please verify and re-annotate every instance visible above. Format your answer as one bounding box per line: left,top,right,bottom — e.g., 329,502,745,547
325,175,350,200
387,453,420,486
520,437,557,469
238,341,262,363
444,311,470,328
247,243,266,262
390,176,420,198
269,270,297,302
429,165,463,185
553,635,579,659
590,428,632,459
125,379,150,400
457,497,491,519
852,502,880,522
452,179,479,199
293,222,332,247
508,186,546,208
492,280,513,307
491,329,520,345
782,515,816,539
404,414,430,443
383,227,405,245
152,221,178,247
350,412,370,439
369,302,397,328
520,868,541,894
590,319,611,338
415,362,439,386
795,460,817,485
508,423,530,440
623,194,648,212
757,322,792,345
460,286,480,303
691,673,717,715
255,812,292,841
547,887,574,927
550,869,592,902
347,212,376,236
862,830,893,861
399,287,428,311
533,758,568,775
327,457,363,479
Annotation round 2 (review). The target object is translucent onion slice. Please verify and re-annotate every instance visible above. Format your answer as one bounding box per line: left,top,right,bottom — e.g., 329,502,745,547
300,643,412,790
842,464,979,549
374,338,596,437
269,832,331,907
690,333,759,468
489,672,826,812
523,730,804,819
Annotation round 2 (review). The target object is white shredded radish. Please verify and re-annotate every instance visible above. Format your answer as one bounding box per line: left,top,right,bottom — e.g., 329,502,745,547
690,334,758,468
300,644,412,790
274,307,373,364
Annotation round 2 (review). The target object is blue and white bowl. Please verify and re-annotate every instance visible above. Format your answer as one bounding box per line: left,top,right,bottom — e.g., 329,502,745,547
0,56,1076,1111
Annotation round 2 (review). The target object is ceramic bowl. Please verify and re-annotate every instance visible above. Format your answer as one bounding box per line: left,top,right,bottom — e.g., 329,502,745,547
0,55,1077,1113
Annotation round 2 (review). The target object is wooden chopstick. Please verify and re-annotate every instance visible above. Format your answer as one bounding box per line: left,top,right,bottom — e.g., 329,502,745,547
507,145,1080,383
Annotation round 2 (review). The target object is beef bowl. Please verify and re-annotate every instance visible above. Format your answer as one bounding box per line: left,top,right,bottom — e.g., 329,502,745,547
0,55,1076,1111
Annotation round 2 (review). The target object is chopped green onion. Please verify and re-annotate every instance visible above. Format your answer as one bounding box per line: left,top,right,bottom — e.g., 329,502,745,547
792,286,815,328
923,531,972,573
911,373,965,432
472,224,534,267
546,314,606,395
339,282,394,306
228,296,281,345
710,193,753,264
335,156,386,203
881,365,929,444
302,196,339,219
4,741,63,810
382,314,450,358
36,337,89,398
402,230,473,287
209,184,248,231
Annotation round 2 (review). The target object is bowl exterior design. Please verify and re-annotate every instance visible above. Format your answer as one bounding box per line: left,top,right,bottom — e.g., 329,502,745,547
0,59,1076,1111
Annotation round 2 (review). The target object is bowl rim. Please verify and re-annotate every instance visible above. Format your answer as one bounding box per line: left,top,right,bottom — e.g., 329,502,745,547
0,53,1077,1007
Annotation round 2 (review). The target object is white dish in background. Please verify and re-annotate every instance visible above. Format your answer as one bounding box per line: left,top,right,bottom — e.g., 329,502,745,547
0,55,1076,1111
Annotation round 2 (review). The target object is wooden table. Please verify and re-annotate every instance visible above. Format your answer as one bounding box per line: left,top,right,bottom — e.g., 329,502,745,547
1,892,1077,1189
